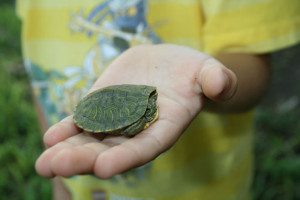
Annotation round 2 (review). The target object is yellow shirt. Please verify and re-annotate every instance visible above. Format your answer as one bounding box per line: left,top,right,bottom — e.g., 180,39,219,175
17,0,300,199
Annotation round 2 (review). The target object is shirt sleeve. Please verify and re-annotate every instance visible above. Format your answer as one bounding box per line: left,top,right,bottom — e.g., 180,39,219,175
202,0,300,54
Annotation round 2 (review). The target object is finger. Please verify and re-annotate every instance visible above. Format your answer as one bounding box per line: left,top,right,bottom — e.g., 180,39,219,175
198,58,237,101
43,116,81,147
94,118,181,179
45,133,126,177
37,133,107,177
50,143,110,177
35,142,73,177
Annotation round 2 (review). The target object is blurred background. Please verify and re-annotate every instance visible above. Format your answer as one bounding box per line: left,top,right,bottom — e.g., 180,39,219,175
0,1,299,199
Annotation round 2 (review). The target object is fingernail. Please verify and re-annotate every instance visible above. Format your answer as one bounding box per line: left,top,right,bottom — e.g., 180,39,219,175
219,70,237,101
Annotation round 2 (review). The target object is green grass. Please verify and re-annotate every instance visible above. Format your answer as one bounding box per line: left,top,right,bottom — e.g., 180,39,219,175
0,1,299,200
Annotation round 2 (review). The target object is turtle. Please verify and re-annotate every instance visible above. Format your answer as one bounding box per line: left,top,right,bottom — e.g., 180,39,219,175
73,84,158,136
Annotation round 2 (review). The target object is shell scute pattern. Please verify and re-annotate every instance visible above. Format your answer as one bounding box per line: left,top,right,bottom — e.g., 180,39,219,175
73,84,158,135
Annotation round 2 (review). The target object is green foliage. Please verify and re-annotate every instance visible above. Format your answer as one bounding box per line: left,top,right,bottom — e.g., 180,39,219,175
253,45,300,200
0,4,51,200
253,106,300,200
0,4,21,57
0,0,15,6
0,63,51,200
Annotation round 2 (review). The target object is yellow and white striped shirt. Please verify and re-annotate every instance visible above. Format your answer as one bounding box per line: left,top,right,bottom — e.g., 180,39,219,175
17,0,300,199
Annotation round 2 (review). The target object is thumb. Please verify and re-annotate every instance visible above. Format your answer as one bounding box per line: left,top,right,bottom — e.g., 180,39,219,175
198,58,237,102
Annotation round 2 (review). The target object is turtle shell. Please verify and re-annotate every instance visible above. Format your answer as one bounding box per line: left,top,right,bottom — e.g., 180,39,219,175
73,84,157,133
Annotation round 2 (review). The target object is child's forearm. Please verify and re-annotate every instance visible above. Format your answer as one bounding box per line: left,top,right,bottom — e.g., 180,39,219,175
203,53,271,113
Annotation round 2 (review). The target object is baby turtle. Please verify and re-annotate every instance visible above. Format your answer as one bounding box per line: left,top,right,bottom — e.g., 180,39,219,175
73,84,158,136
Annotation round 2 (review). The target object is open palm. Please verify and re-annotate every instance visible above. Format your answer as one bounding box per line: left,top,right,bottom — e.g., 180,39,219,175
35,44,237,178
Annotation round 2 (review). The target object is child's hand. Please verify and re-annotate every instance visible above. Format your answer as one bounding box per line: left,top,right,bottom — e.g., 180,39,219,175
35,44,237,178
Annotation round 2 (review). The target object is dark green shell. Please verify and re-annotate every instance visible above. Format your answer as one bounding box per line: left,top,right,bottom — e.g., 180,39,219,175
73,84,158,134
